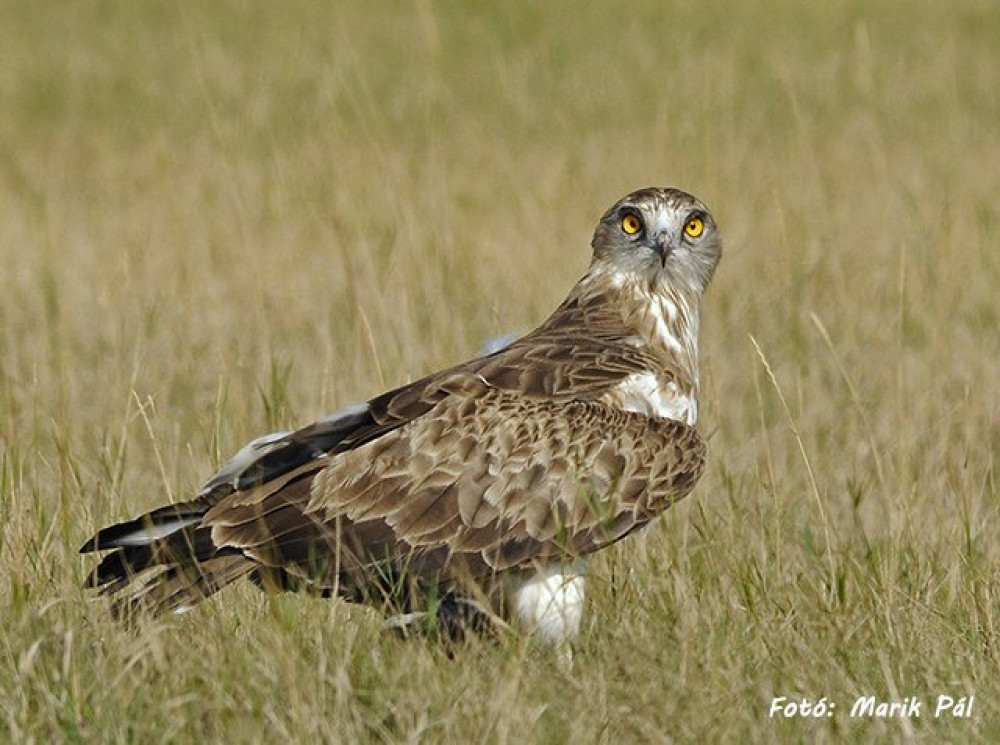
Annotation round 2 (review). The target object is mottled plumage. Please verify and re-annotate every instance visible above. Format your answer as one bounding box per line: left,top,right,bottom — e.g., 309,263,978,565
80,187,722,642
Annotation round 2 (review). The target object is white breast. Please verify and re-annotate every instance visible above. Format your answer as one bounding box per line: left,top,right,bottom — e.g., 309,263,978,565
509,562,587,643
611,372,697,425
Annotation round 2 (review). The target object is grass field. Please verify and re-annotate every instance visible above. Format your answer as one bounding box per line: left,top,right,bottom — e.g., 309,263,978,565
2,1,999,742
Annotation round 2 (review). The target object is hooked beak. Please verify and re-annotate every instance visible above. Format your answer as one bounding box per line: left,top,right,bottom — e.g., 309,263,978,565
653,232,676,267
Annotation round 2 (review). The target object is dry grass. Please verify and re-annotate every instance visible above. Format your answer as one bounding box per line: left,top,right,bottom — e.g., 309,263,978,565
1,1,999,742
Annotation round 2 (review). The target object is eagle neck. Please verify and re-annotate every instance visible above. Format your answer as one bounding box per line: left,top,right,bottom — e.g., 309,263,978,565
573,269,702,393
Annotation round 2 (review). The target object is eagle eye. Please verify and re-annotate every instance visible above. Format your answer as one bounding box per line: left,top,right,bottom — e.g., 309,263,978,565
621,213,643,236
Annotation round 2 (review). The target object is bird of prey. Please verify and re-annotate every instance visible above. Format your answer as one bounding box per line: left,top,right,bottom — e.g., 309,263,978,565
80,186,722,644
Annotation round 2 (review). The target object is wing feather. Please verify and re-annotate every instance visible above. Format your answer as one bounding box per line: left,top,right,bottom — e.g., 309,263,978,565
202,373,704,591
81,282,704,613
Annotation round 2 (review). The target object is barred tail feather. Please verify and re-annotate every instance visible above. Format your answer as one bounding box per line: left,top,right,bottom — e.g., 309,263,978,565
80,498,259,617
78,496,216,553
83,525,218,590
111,552,258,618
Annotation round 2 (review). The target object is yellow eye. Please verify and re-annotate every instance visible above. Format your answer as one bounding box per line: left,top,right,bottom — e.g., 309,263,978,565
684,216,705,238
621,214,642,235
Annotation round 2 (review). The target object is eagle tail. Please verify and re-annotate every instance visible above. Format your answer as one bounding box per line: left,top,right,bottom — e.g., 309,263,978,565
110,553,258,618
79,498,257,616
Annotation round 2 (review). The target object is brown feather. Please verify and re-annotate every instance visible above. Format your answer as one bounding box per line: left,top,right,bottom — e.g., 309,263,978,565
80,186,720,632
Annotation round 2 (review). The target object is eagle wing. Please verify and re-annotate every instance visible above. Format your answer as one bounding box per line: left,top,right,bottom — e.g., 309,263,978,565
202,373,705,595
80,294,701,613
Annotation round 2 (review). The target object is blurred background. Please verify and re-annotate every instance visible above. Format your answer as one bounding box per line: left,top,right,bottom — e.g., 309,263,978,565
1,1,998,741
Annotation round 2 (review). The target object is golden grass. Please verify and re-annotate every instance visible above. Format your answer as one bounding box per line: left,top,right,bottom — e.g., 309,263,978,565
2,1,998,741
